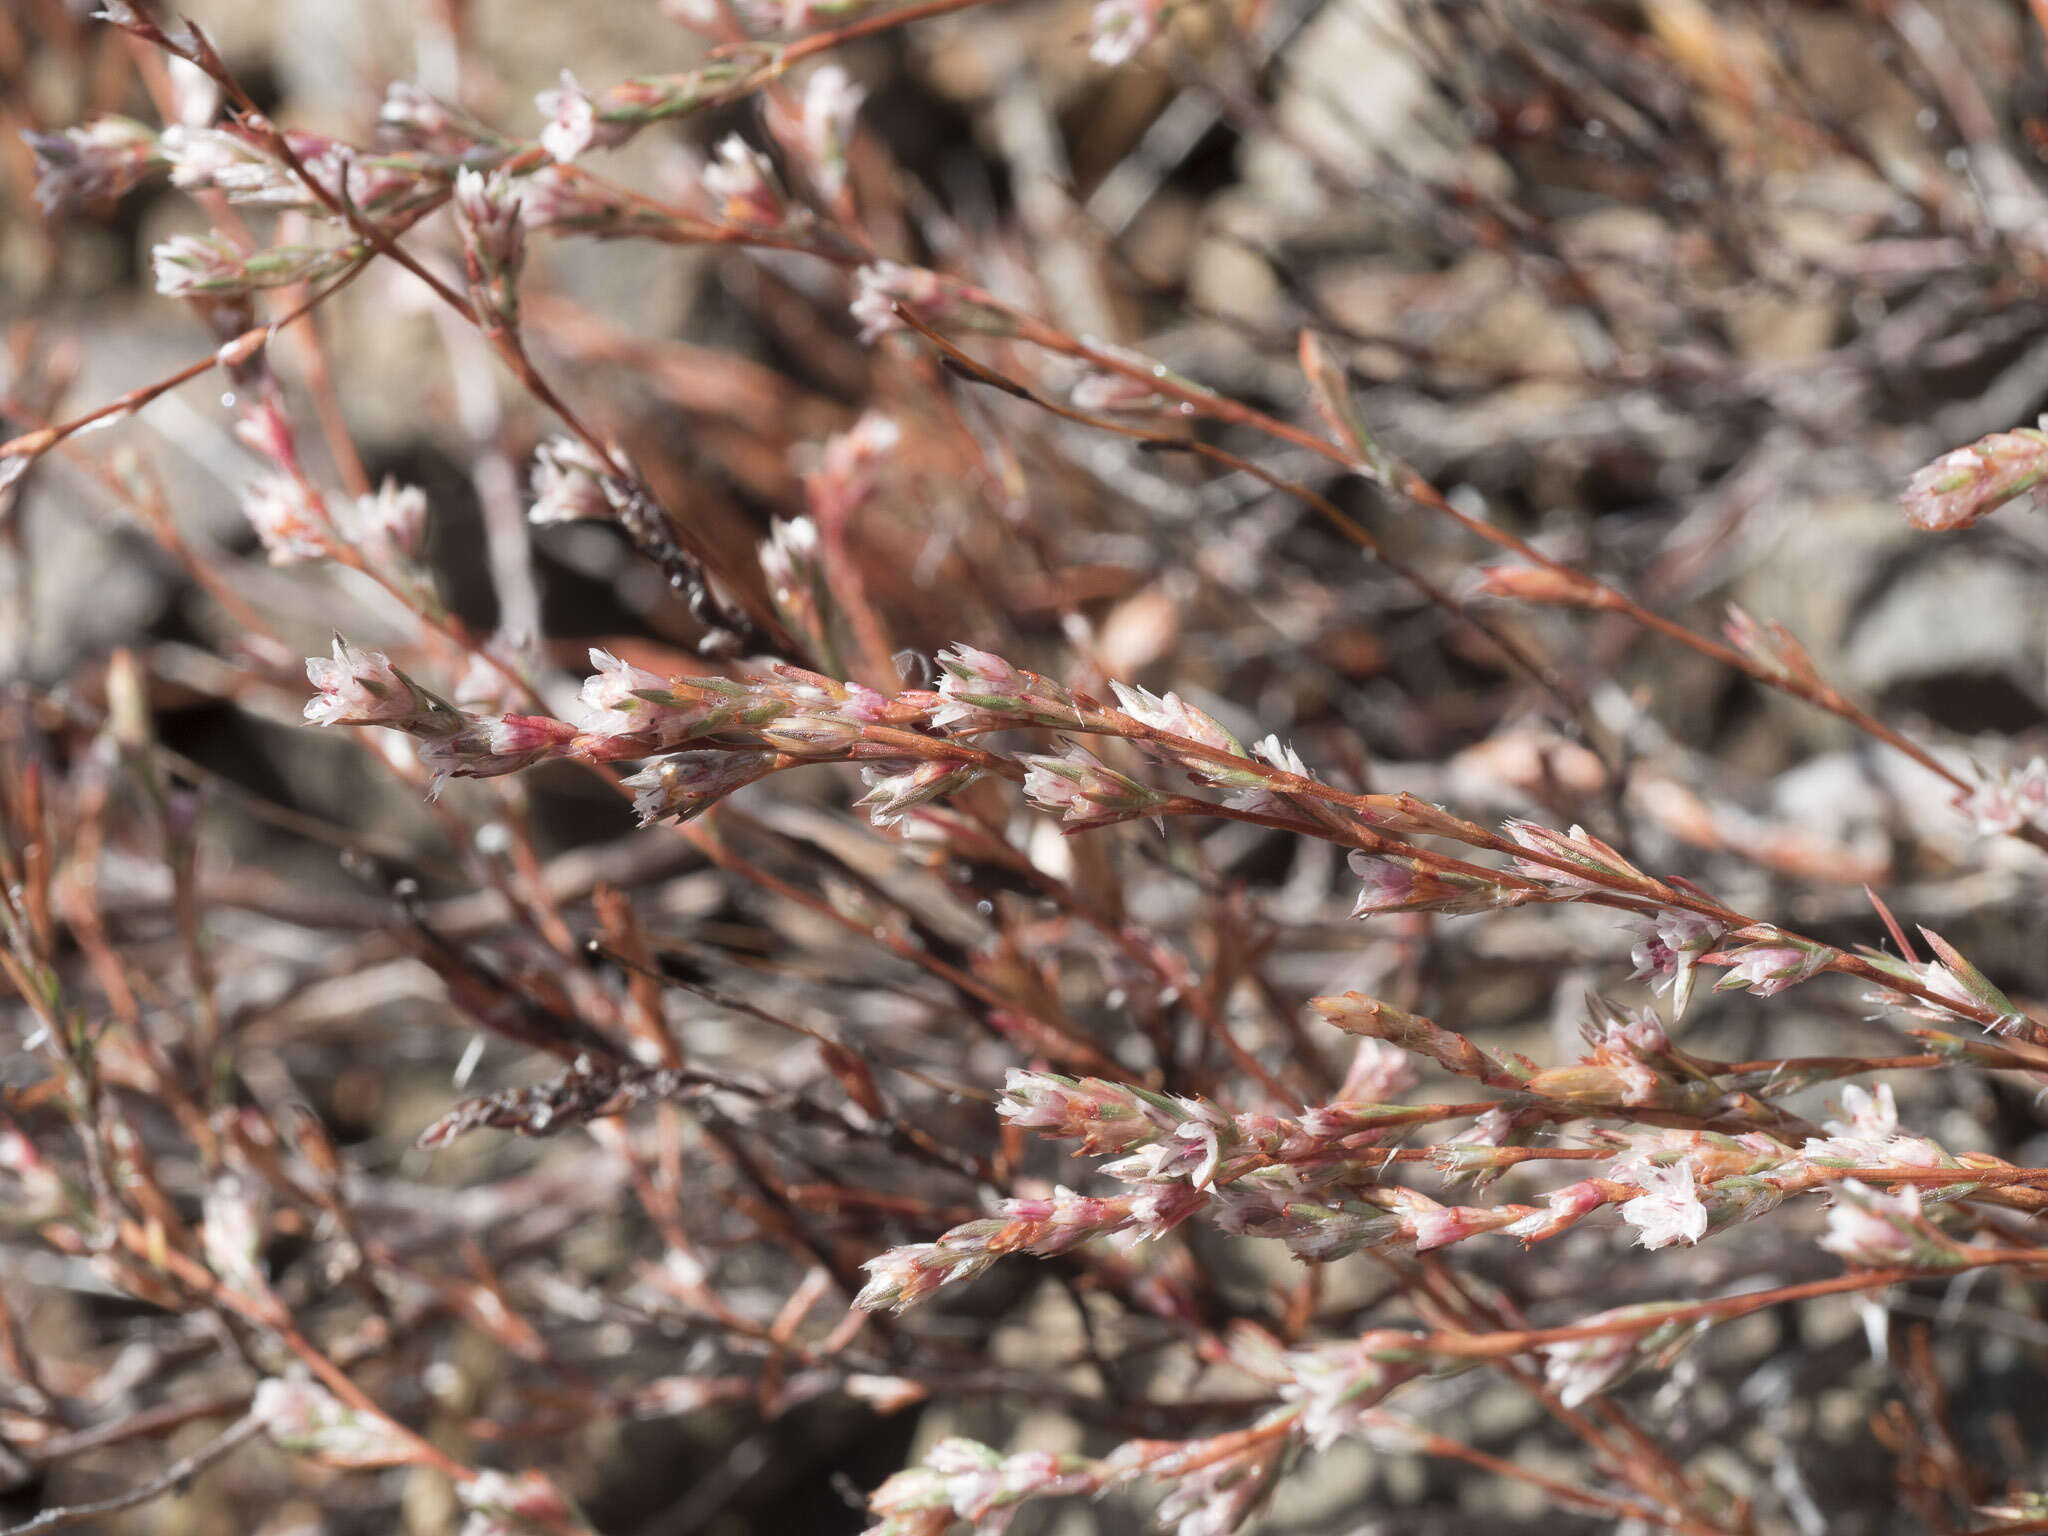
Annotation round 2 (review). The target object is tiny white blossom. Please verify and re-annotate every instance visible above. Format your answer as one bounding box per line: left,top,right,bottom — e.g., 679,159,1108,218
1618,1160,1709,1250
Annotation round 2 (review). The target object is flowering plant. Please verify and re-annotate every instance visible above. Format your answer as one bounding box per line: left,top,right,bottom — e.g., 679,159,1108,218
9,3,2048,1535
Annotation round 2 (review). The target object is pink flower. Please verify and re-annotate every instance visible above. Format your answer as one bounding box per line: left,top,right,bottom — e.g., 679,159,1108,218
799,66,863,196
1347,853,1417,913
1465,1106,1519,1147
1505,1179,1609,1241
1625,910,1721,1014
1592,1004,1669,1058
1109,682,1242,754
1346,849,1513,917
1020,750,1171,828
1538,1330,1636,1409
1612,1059,1662,1106
452,168,525,321
854,1241,998,1313
1900,424,2048,531
1714,937,1834,998
24,116,160,215
807,412,899,525
760,515,819,595
1535,1303,1704,1409
1408,1204,1505,1252
857,760,983,827
1802,1084,1948,1170
622,751,777,825
931,643,1026,727
460,1470,575,1536
997,1071,1153,1151
484,714,579,757
201,1176,264,1292
1280,1337,1429,1450
528,436,616,524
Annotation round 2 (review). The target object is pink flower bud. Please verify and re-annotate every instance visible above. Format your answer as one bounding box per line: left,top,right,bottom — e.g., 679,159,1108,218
1713,935,1835,997
622,751,778,824
1901,424,2048,531
1020,749,1173,828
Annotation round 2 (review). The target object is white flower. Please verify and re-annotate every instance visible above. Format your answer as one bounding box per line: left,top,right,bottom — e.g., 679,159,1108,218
1819,1180,1925,1267
538,71,599,162
201,1177,263,1291
304,638,422,727
1339,1037,1417,1102
849,261,945,343
1956,758,2048,836
241,474,329,563
1109,682,1241,754
1802,1083,1946,1170
701,134,783,224
798,64,864,198
1539,1331,1636,1409
1618,1160,1709,1250
253,1377,415,1465
344,478,428,560
576,648,672,736
1089,0,1156,64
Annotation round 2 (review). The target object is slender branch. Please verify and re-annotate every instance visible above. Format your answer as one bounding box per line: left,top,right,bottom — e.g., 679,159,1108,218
0,1410,265,1536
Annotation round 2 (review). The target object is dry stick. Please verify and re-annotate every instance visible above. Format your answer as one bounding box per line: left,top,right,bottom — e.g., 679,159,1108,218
165,38,801,664
889,304,1594,740
26,1392,254,1463
0,1409,267,1536
957,801,1318,1104
585,940,995,1183
973,301,2048,857
1412,1425,1732,1535
676,812,1129,1078
879,322,2002,1029
1420,1250,2048,1361
109,1220,469,1480
1410,1257,1712,1522
1131,776,2044,1049
112,25,373,502
0,267,366,467
545,688,2029,1047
